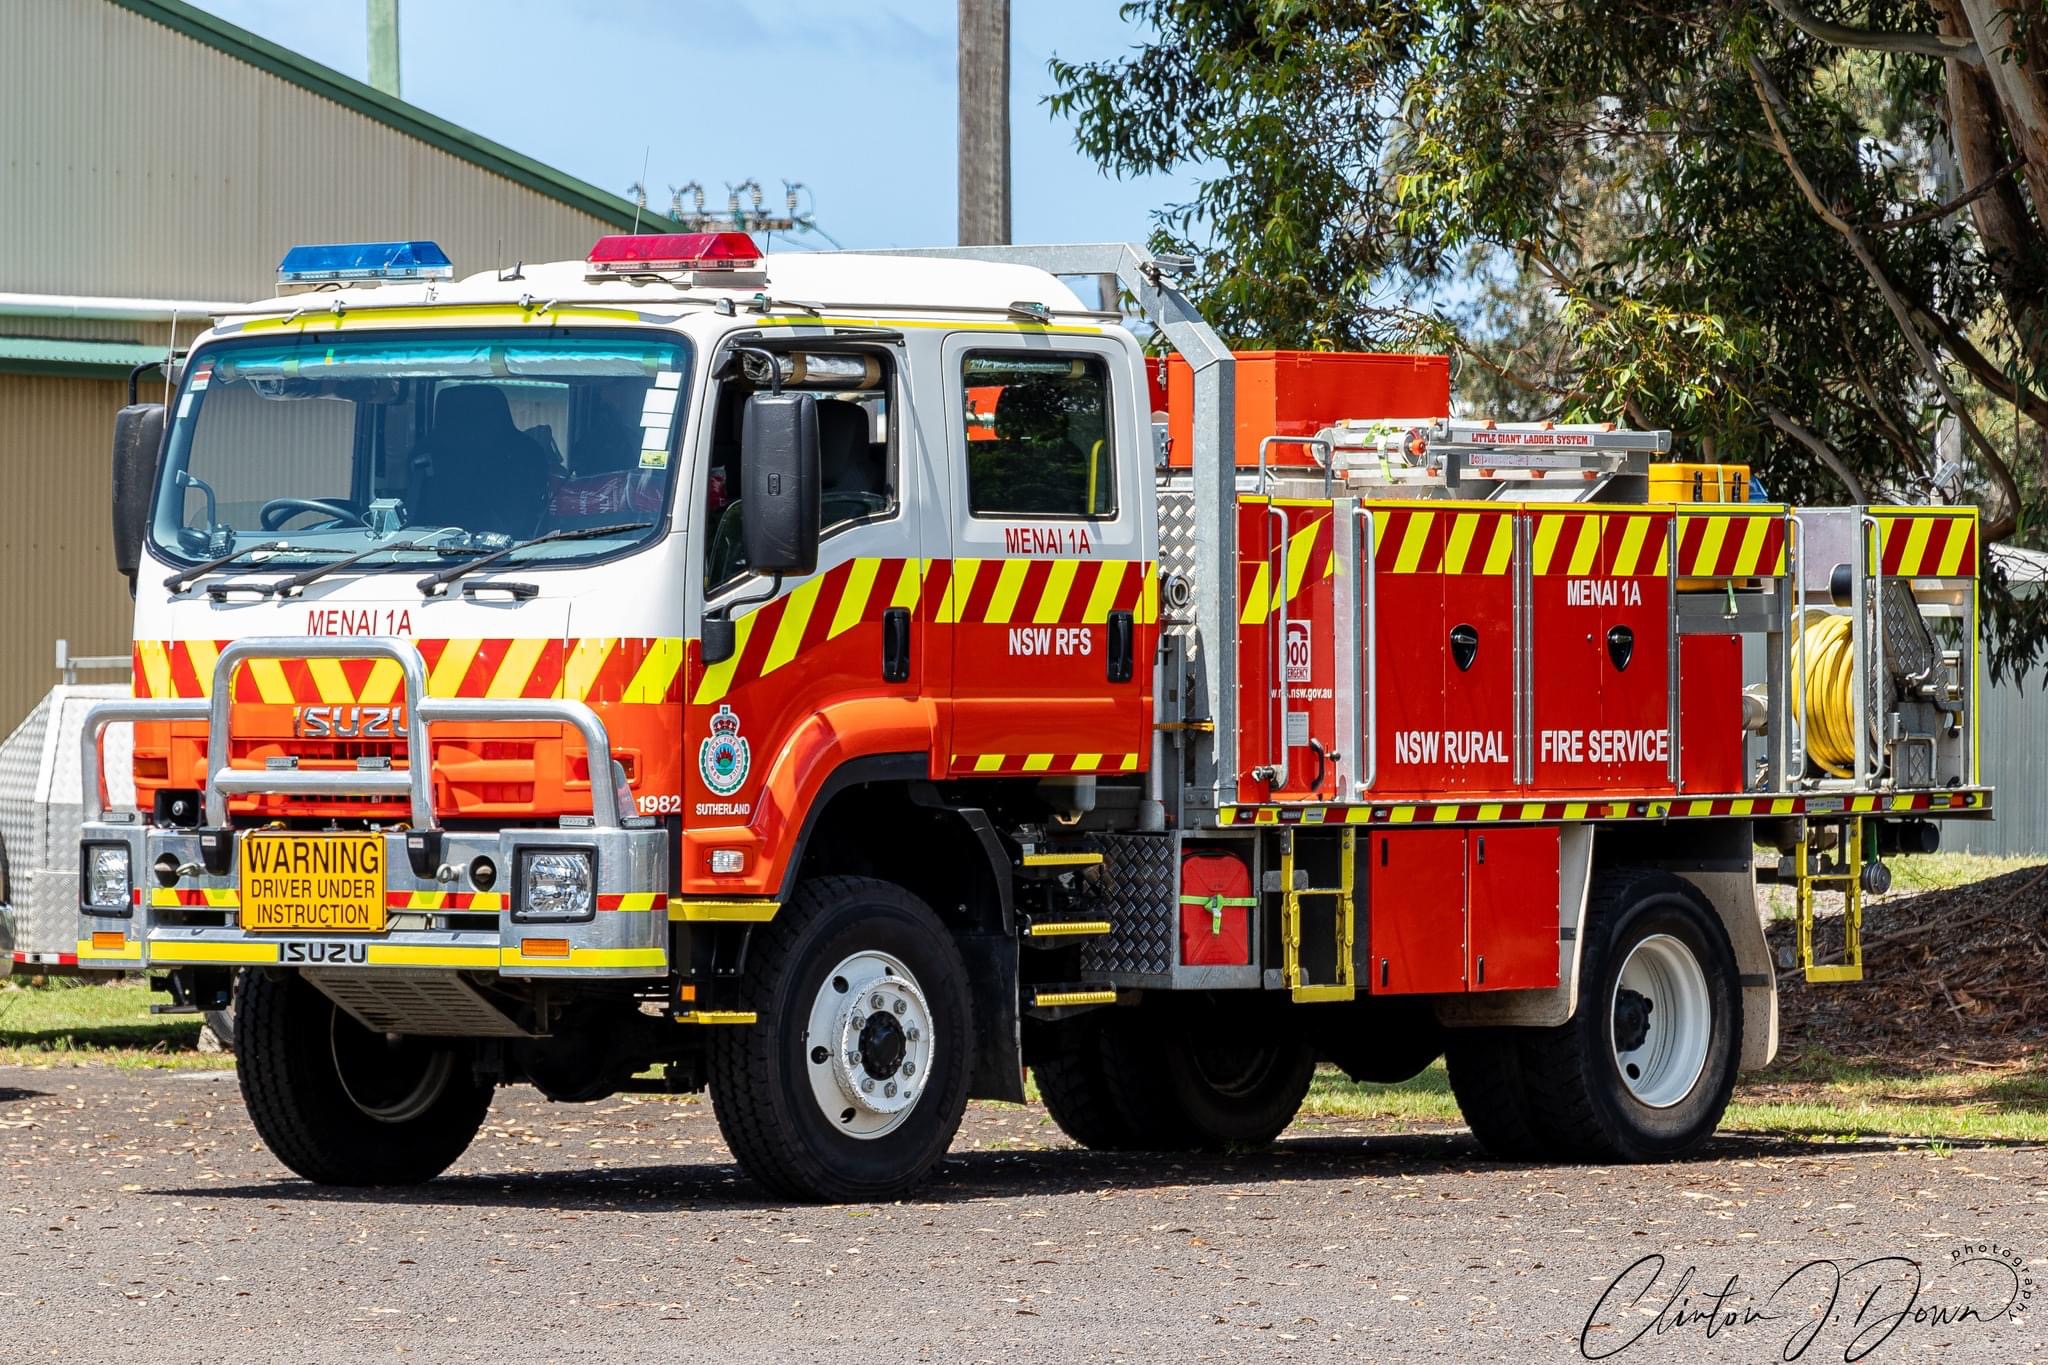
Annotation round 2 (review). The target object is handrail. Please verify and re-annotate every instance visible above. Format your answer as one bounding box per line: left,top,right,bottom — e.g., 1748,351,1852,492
1256,435,1335,496
80,699,209,823
1256,503,1291,784
1355,507,1378,795
1860,513,1885,785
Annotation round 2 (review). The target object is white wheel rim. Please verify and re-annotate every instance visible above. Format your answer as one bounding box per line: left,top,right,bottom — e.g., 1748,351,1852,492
1609,933,1711,1109
804,951,934,1140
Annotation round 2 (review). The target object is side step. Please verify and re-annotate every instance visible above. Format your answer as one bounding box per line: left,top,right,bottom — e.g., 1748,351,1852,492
1019,850,1104,871
1021,917,1113,941
1028,984,1119,1009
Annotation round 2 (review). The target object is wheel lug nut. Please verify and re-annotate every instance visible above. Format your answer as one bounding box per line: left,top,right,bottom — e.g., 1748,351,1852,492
861,1078,875,1093
871,992,886,1010
884,1082,897,1098
892,999,906,1015
902,1061,916,1076
905,1026,919,1042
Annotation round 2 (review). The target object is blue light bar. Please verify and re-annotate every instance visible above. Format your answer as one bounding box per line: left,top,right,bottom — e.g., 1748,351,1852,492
276,240,454,284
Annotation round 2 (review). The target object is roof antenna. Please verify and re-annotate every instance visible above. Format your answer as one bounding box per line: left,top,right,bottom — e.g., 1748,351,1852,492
630,147,651,235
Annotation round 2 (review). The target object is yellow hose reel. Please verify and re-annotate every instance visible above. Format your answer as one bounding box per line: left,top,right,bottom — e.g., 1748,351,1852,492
1789,608,1866,778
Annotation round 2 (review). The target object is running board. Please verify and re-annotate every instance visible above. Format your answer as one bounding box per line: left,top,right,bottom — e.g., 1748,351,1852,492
1022,918,1113,941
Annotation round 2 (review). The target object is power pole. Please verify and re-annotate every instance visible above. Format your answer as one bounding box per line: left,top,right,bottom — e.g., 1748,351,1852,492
367,0,400,97
957,0,1010,245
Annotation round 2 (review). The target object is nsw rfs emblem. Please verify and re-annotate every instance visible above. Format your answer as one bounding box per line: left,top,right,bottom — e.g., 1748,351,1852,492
699,705,751,796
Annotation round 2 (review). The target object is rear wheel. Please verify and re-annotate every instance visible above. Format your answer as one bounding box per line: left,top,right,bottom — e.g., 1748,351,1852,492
1033,1010,1187,1151
709,876,973,1202
1444,1029,1547,1159
1517,869,1741,1161
236,970,493,1185
1157,1022,1316,1149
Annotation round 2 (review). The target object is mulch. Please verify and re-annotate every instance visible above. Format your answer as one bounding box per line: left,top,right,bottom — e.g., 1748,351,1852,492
1767,862,2048,1070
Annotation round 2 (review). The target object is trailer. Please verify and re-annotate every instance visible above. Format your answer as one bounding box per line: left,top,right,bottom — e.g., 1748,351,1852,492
73,236,1986,1200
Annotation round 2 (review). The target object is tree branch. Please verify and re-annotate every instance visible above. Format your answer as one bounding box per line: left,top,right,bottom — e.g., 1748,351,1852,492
1748,55,2020,537
1764,403,1869,502
1863,156,2022,231
1766,0,1981,63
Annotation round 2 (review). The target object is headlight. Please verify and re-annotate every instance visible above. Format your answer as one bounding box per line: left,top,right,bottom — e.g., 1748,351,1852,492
84,843,131,913
517,850,594,922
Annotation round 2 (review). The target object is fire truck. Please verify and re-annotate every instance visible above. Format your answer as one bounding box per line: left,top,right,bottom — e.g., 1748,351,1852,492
75,235,1986,1202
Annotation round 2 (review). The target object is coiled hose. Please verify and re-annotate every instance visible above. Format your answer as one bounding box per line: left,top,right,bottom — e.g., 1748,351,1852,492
1790,608,1863,778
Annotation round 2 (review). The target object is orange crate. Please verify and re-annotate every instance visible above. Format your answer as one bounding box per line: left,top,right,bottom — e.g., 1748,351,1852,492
1162,351,1449,467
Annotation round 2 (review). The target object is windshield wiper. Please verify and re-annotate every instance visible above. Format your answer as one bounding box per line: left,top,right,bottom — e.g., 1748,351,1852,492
164,540,291,594
415,523,653,597
263,536,475,596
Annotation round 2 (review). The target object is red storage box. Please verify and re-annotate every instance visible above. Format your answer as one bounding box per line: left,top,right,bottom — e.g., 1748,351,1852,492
1179,847,1255,967
1163,350,1449,467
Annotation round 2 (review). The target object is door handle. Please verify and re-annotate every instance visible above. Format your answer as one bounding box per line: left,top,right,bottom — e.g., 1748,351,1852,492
1106,609,1134,683
881,606,911,682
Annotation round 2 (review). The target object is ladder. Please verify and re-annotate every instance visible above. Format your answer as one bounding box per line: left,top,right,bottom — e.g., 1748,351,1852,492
1276,828,1357,1003
1794,818,1865,983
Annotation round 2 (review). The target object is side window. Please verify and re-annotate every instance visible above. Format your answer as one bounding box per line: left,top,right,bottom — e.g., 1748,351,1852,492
702,347,897,594
963,351,1116,518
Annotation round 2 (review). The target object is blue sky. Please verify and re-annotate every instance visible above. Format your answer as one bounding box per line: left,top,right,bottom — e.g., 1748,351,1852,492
195,0,1196,251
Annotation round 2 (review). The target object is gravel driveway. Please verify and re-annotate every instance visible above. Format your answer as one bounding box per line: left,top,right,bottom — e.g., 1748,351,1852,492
0,1068,2040,1363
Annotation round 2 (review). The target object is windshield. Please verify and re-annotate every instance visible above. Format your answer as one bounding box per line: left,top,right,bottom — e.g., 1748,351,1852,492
152,329,690,572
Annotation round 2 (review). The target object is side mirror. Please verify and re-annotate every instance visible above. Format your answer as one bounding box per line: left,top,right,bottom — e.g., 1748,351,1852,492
111,402,165,592
740,391,820,578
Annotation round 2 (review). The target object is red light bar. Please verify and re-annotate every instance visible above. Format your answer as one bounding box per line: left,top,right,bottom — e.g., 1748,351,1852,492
586,232,762,273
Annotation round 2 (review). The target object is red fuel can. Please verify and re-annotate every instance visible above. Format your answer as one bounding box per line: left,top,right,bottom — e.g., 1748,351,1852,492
1180,847,1255,967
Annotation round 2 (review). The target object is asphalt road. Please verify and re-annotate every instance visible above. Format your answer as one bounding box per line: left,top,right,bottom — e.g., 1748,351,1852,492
0,1068,2041,1364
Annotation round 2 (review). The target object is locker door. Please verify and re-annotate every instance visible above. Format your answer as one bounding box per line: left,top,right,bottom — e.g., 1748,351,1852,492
1467,826,1561,991
1365,828,1467,994
1366,506,1446,795
1597,510,1674,792
1526,509,1607,792
1437,505,1517,793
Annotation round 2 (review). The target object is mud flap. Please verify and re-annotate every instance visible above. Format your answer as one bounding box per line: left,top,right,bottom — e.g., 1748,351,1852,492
957,931,1025,1102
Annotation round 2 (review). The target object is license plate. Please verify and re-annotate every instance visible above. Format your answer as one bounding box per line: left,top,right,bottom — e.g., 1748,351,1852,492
239,833,387,934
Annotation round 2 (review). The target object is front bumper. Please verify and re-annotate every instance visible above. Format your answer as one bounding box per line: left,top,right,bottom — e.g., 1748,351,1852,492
76,822,669,977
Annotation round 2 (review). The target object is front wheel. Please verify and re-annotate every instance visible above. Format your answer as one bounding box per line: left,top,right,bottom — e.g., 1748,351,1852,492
236,970,493,1185
709,876,973,1202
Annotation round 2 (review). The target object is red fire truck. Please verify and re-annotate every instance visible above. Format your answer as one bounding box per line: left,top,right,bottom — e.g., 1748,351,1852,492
76,236,1985,1201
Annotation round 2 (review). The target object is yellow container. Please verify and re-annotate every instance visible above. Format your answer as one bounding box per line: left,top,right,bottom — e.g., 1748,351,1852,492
1650,462,1749,504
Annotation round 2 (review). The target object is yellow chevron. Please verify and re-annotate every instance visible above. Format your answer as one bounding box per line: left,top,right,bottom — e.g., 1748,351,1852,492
1283,516,1325,599
1530,514,1565,575
427,637,481,696
830,557,881,639
890,557,930,612
983,558,1032,624
669,899,779,922
1119,752,1139,771
408,890,447,911
470,892,506,911
1937,517,1974,576
1733,515,1772,575
307,657,353,703
246,657,295,705
1083,559,1130,623
1022,753,1055,772
1443,513,1480,575
136,640,173,698
608,892,664,912
563,636,616,702
691,610,759,704
1611,515,1651,577
1482,516,1514,575
761,572,825,676
360,658,404,704
622,637,684,702
1136,562,1159,625
1566,515,1602,576
1240,562,1272,625
184,639,220,698
1393,511,1434,574
936,558,981,624
974,753,1004,773
487,637,549,701
1689,515,1731,577
1035,558,1080,624
1073,752,1102,770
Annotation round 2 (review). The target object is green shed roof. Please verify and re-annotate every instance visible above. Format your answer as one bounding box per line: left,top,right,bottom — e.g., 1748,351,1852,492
0,337,166,378
111,0,645,232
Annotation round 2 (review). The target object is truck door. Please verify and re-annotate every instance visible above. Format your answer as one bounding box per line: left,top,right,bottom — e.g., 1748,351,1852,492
683,341,927,848
938,335,1152,778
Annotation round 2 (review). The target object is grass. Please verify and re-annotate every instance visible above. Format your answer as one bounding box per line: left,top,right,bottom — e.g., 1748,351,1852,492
1881,851,2040,894
1299,1056,2048,1145
0,978,221,1071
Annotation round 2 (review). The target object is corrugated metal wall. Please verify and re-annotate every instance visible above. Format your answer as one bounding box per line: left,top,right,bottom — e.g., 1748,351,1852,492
1946,668,2048,856
0,1,623,301
0,375,133,722
0,0,627,727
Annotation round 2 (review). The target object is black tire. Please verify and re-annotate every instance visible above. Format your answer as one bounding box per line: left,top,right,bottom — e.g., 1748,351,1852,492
709,876,974,1203
1032,1010,1189,1152
1155,1014,1316,1149
1444,1029,1548,1159
236,970,493,1186
1517,868,1742,1161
